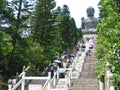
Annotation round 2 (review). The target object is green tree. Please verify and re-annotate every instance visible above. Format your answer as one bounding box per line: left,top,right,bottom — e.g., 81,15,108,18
54,5,82,53
95,0,120,89
60,5,82,51
0,0,35,80
32,0,59,64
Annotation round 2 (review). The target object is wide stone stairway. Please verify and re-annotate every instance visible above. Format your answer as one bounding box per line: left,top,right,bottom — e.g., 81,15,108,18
69,48,99,90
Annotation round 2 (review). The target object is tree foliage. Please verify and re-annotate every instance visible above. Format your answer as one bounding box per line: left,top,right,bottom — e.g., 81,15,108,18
95,0,120,89
0,0,82,84
0,0,34,81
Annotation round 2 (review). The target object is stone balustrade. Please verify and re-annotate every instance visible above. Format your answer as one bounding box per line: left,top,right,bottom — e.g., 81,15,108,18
99,62,115,90
70,50,86,79
105,62,115,90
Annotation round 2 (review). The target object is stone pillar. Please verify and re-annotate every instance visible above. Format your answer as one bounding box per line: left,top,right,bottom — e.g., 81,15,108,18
57,67,59,79
21,66,26,90
108,71,115,90
53,71,56,87
105,62,109,90
68,69,71,86
105,62,115,90
21,71,25,90
48,72,51,90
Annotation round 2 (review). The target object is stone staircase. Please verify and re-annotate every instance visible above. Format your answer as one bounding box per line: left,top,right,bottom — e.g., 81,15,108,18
69,49,99,90
10,47,99,90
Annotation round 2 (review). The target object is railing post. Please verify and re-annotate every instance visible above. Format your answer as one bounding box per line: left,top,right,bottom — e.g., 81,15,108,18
48,72,51,90
106,62,115,90
110,86,115,90
57,67,59,80
105,62,109,90
21,66,25,90
99,80,103,90
8,82,12,90
53,71,56,87
109,72,115,90
57,71,59,79
21,71,25,90
16,72,19,82
68,70,71,86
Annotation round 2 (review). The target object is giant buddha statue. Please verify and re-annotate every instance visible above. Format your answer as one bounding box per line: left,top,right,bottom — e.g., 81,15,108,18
81,6,98,34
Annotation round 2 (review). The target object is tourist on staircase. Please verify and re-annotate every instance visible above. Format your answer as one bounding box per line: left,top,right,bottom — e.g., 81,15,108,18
50,65,55,78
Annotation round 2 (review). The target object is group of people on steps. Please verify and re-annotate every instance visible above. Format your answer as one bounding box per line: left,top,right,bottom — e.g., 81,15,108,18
50,37,96,78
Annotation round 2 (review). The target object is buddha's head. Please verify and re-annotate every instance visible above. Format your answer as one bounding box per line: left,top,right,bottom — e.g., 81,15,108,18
86,6,95,17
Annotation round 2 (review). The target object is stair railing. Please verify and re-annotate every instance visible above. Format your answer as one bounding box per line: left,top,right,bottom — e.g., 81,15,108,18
8,65,30,90
8,64,52,90
9,70,51,90
49,71,59,88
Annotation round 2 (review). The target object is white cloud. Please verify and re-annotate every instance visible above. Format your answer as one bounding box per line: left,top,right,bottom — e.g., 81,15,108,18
55,0,100,28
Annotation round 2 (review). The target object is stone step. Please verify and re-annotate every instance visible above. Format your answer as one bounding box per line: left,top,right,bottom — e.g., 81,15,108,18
80,74,97,78
81,71,96,75
84,60,96,64
85,58,96,62
82,70,95,72
30,80,46,84
83,67,96,70
82,71,96,76
70,77,99,90
82,65,96,70
85,61,96,64
71,85,99,89
69,87,99,90
72,82,99,86
52,87,67,90
72,78,98,83
71,80,98,86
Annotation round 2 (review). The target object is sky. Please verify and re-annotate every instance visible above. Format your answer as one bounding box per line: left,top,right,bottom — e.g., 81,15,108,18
55,0,100,28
